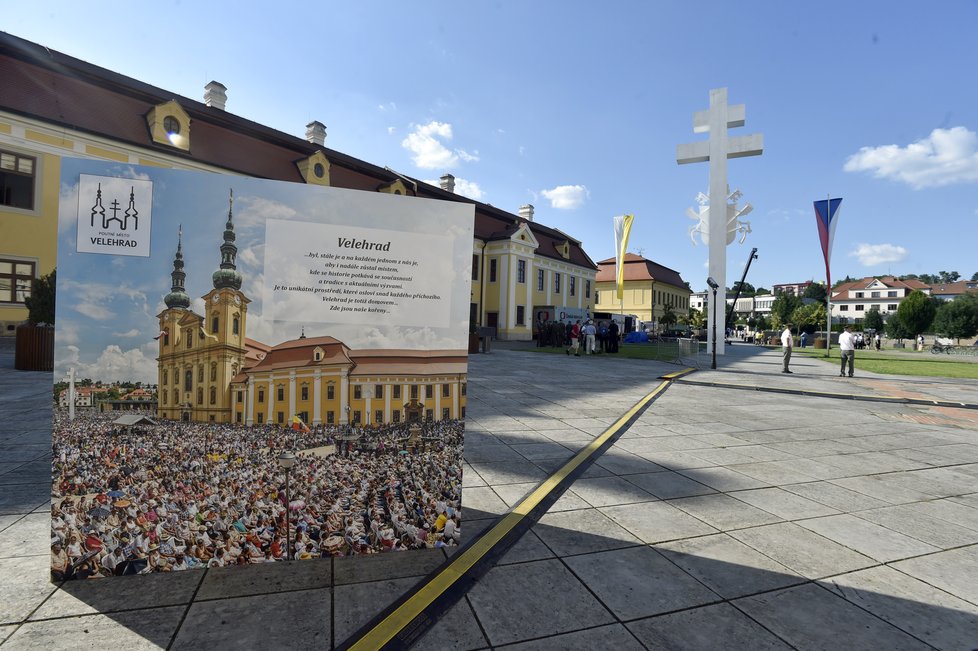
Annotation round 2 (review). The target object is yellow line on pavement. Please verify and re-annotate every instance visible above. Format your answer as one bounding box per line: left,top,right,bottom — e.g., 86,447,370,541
348,379,673,651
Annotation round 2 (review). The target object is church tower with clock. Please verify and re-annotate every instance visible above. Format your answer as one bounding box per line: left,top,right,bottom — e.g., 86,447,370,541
156,191,251,423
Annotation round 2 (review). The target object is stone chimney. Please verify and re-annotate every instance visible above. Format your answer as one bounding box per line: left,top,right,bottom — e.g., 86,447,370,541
439,174,455,193
305,121,327,146
518,204,535,221
203,81,227,110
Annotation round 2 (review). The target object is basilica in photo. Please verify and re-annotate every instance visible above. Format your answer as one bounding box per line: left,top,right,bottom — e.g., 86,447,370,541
156,194,467,426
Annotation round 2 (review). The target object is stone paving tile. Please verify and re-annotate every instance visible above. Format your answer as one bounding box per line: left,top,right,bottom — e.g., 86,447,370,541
677,466,770,492
463,444,527,463
462,485,511,516
796,514,939,563
0,625,15,645
670,493,784,530
735,583,930,650
592,450,665,475
564,545,719,620
890,545,978,605
568,476,657,508
412,597,490,651
782,480,890,512
728,487,841,520
533,509,641,556
627,602,793,650
855,503,978,549
723,459,819,485
194,557,331,600
333,576,421,643
0,555,58,624
634,450,714,470
5,606,185,650
729,522,876,580
0,514,19,533
173,589,330,649
509,442,575,462
600,501,718,544
466,559,615,647
656,533,804,599
622,470,715,499
32,570,201,619
0,511,48,558
497,623,644,650
336,549,446,586
824,565,978,650
829,475,937,505
468,461,548,486
497,530,555,566
462,463,487,487
924,496,978,530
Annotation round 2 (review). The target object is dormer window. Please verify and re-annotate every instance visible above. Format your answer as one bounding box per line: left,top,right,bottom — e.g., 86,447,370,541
296,151,331,186
146,100,191,151
313,346,324,362
163,116,181,136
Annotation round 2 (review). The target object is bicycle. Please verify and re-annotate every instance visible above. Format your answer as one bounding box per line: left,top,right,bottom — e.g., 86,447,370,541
931,342,954,354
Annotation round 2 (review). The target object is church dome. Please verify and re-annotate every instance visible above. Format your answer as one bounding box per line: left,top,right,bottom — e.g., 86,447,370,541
163,289,191,309
212,267,242,290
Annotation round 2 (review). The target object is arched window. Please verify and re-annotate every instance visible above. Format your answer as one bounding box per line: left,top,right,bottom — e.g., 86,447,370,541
211,315,219,334
233,315,239,335
185,369,193,390
210,387,216,405
172,389,178,404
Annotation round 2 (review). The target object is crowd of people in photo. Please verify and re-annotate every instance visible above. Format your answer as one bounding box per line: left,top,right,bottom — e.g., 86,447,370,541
51,411,463,579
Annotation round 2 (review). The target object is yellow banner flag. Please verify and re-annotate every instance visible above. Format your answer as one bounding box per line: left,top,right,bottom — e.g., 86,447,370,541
613,214,634,300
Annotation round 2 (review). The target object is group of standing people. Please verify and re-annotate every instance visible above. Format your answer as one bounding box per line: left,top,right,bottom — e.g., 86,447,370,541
536,318,620,355
781,324,876,377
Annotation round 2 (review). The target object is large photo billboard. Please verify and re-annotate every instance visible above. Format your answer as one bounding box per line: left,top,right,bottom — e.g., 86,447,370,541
51,159,473,579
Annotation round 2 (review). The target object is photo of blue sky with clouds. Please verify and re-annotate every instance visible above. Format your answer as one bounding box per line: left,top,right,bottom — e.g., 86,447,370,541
10,3,977,292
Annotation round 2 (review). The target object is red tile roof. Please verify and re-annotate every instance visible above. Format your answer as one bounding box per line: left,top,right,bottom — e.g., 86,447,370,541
595,253,689,289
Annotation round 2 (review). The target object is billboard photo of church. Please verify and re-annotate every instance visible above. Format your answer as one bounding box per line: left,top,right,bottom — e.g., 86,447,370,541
51,159,474,579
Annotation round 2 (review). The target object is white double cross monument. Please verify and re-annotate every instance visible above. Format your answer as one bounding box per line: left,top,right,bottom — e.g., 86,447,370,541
677,88,763,356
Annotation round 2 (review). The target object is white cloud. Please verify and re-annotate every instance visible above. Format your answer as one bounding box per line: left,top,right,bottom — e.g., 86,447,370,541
422,177,485,201
55,343,157,384
453,178,484,201
113,328,141,338
75,302,114,321
849,243,908,266
401,121,478,170
518,145,526,156
541,184,589,210
377,102,397,112
843,127,978,189
387,126,396,135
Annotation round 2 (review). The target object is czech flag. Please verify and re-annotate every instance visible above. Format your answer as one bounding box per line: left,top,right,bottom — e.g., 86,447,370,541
813,198,842,287
291,415,310,433
613,214,634,300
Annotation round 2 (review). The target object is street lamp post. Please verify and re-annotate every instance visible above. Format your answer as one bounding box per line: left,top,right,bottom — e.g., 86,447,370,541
277,450,296,560
706,276,720,369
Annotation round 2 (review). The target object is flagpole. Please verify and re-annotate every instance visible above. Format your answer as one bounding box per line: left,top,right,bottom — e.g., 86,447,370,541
825,193,832,357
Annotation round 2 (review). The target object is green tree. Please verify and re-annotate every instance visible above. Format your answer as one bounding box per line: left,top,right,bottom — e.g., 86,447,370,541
971,272,978,282
754,287,770,296
885,312,913,343
791,303,827,335
863,305,885,332
687,308,705,329
24,268,56,325
754,314,770,331
938,271,960,284
732,281,755,296
660,305,678,331
770,293,802,329
931,294,978,343
896,290,938,339
802,283,827,305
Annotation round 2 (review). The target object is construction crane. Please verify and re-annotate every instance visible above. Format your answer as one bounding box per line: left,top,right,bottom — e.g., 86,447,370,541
725,248,758,333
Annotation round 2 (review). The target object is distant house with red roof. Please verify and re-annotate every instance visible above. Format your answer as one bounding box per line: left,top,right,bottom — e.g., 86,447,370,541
830,276,931,324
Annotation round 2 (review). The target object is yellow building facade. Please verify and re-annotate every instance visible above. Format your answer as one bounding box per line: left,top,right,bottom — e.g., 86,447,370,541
594,254,691,328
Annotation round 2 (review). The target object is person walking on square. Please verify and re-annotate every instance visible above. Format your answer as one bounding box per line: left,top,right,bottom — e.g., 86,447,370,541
609,320,619,353
566,320,581,356
781,323,794,373
583,320,596,355
839,325,855,377
874,332,881,351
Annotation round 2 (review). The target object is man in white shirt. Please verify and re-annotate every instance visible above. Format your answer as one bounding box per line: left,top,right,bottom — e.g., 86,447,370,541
839,325,856,377
781,324,794,373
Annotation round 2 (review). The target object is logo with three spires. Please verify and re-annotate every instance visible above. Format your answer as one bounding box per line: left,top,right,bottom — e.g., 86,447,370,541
76,174,153,257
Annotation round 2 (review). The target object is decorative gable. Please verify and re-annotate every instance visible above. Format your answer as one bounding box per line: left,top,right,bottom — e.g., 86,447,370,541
296,151,331,186
313,346,325,362
378,179,413,196
555,239,571,260
509,223,539,249
146,100,191,151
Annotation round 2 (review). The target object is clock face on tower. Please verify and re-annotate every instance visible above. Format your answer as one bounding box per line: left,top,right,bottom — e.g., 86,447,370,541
233,295,241,305
212,295,220,303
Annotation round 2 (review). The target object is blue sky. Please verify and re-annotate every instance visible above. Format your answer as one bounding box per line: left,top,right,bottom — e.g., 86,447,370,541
9,2,978,293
